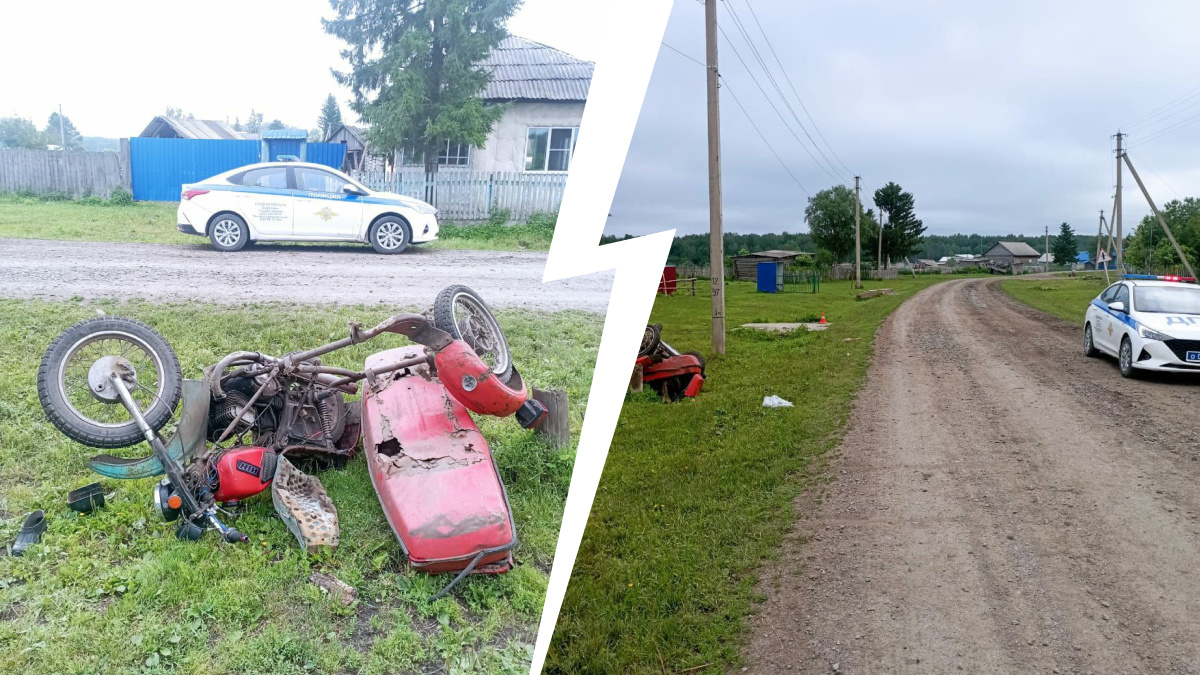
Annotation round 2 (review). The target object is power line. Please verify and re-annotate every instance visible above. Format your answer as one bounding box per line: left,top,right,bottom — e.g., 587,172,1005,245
660,41,811,196
1131,108,1200,148
735,0,855,177
1122,84,1200,132
715,21,844,184
720,1,848,183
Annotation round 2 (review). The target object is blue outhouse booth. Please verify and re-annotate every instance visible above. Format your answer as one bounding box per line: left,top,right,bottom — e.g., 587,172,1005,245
757,261,784,293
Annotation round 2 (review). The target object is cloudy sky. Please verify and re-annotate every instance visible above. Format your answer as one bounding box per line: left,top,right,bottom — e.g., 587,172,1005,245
607,0,1200,238
0,0,601,138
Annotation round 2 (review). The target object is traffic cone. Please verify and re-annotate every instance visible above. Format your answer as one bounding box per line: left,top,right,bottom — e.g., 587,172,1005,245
819,312,828,325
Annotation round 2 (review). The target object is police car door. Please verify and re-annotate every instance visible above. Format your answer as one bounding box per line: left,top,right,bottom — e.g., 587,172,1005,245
232,166,293,236
1099,283,1130,353
292,167,364,239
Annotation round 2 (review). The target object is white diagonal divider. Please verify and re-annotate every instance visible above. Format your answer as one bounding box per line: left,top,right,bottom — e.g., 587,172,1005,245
531,1,675,672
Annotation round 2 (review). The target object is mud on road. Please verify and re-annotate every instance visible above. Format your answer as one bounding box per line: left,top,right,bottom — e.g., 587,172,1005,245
745,277,1200,674
0,238,613,312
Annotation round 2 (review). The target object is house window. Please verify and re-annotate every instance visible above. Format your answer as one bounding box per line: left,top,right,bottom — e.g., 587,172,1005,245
399,140,470,167
525,127,578,172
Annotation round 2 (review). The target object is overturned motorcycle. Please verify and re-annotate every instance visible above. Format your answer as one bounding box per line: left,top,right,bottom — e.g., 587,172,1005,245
37,285,546,598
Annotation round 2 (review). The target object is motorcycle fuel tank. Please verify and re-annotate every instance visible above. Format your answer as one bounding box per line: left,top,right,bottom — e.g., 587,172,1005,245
361,346,515,574
213,446,276,503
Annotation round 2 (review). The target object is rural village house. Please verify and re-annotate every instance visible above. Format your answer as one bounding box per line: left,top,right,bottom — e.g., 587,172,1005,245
139,116,257,140
982,241,1042,274
325,36,592,175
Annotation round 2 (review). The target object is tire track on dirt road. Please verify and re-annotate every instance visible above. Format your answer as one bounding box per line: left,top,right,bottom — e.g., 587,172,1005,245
0,238,613,312
744,277,1200,674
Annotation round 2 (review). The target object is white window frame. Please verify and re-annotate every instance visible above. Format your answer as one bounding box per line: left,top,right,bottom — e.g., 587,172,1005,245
524,126,578,173
398,140,471,168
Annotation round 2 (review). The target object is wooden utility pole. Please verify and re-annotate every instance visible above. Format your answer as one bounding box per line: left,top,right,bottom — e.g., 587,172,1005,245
1123,153,1198,280
57,104,66,149
854,176,862,289
1097,210,1110,284
705,0,726,355
877,206,885,274
1115,132,1124,272
1045,224,1050,271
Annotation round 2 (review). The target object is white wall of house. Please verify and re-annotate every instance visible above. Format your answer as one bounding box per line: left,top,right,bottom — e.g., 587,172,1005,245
471,101,585,172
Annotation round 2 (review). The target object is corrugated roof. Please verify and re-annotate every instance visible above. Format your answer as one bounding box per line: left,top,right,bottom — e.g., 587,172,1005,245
139,116,250,140
479,36,593,102
732,250,815,259
261,128,308,140
992,241,1041,257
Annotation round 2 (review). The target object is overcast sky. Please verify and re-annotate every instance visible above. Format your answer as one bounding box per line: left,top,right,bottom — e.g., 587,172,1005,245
607,0,1200,238
0,0,601,137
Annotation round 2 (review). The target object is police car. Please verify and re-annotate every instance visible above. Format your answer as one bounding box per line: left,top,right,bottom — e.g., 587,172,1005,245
1084,275,1200,377
176,161,438,254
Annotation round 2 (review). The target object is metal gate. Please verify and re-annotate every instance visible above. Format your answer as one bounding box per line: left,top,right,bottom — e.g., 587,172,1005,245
130,138,260,201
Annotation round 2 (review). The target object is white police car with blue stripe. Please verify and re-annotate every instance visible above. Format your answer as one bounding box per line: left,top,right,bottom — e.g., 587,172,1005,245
1084,275,1200,377
176,161,438,254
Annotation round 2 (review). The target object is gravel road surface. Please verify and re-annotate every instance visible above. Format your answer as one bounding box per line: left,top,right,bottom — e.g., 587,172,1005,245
0,238,613,312
745,277,1200,674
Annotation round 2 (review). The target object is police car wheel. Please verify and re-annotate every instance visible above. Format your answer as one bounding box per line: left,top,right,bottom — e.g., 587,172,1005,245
209,214,249,252
1083,324,1098,358
1118,337,1137,378
369,217,411,254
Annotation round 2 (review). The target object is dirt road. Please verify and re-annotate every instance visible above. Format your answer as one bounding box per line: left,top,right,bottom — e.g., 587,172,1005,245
745,277,1200,674
0,238,612,312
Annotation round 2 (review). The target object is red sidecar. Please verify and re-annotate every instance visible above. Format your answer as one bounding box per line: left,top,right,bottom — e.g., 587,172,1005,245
361,345,536,580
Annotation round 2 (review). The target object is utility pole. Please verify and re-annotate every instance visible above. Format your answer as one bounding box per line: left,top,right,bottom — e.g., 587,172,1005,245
854,176,862,289
57,103,66,149
1097,210,1110,284
877,205,885,274
705,0,726,354
1115,132,1124,272
1045,224,1050,271
1123,152,1198,280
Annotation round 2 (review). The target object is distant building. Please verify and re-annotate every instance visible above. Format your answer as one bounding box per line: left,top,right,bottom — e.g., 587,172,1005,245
325,35,592,174
139,116,255,140
729,250,814,280
983,241,1041,274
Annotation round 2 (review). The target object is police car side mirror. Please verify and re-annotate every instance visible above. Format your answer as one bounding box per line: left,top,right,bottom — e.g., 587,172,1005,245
1109,301,1127,313
343,185,367,197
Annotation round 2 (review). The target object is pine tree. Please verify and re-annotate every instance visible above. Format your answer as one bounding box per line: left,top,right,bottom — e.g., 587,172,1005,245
324,0,519,175
44,112,83,150
1052,222,1078,266
317,94,343,139
873,182,926,268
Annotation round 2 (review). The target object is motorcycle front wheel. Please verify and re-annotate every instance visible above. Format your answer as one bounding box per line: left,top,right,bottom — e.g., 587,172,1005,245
37,317,182,449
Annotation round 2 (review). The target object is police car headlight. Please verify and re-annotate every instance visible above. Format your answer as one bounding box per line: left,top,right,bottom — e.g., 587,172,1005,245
1139,326,1174,341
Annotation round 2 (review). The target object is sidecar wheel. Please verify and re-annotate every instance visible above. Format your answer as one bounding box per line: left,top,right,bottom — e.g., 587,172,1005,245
37,317,182,449
433,285,514,384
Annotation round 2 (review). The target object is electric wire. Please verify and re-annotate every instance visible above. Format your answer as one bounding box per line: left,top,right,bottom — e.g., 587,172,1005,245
660,41,811,196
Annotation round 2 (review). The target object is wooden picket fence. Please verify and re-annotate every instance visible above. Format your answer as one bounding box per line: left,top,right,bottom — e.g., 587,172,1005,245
0,148,128,198
352,170,567,221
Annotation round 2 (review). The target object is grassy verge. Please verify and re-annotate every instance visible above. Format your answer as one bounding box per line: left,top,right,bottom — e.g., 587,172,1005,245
547,276,948,674
0,195,554,252
1001,273,1108,322
0,298,600,675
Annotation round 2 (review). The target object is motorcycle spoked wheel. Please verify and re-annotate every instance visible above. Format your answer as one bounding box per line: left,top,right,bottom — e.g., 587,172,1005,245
433,285,515,385
37,317,183,449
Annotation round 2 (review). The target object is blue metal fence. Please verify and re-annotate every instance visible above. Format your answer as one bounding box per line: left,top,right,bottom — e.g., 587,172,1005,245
266,139,303,161
130,138,260,201
307,143,347,170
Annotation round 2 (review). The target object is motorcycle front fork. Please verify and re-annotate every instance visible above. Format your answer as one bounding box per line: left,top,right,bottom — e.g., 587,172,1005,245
110,374,248,544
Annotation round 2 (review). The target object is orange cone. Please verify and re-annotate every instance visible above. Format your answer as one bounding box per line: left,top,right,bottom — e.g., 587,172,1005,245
819,312,828,325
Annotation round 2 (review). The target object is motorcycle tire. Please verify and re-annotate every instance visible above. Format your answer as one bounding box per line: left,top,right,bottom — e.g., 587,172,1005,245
432,285,515,385
37,317,182,449
639,324,663,357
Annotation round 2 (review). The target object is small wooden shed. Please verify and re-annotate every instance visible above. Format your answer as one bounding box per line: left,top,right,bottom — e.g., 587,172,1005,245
730,250,813,281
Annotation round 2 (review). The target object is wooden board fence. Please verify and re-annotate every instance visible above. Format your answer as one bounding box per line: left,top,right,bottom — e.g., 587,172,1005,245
352,170,567,221
0,148,127,198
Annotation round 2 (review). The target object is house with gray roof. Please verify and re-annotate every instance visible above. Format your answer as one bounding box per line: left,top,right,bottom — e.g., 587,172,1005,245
325,35,593,174
983,241,1042,274
139,116,255,140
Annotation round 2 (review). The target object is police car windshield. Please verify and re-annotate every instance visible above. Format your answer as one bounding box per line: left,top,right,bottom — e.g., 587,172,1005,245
1135,286,1200,315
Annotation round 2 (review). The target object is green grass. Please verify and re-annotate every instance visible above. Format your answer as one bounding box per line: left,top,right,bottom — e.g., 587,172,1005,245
546,276,949,674
1002,273,1109,322
0,195,554,251
0,298,601,675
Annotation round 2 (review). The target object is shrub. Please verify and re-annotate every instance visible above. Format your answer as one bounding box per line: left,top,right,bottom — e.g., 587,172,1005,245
525,211,557,233
487,208,512,227
106,186,133,206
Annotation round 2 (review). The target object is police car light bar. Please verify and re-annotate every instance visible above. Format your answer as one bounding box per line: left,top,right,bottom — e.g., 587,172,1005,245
1122,274,1197,283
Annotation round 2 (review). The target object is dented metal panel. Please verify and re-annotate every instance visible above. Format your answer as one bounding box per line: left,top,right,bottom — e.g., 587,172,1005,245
361,346,515,573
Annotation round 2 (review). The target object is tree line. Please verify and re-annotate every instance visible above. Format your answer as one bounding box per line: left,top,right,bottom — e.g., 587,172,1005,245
0,112,84,151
